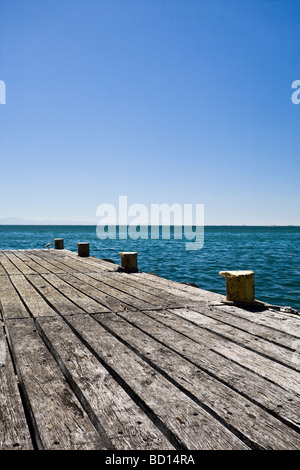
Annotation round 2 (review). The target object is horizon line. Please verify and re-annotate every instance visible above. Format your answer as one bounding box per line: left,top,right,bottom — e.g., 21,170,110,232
0,223,299,227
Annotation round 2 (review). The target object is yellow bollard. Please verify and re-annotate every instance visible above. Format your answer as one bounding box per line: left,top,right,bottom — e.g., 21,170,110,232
119,252,138,272
219,270,255,303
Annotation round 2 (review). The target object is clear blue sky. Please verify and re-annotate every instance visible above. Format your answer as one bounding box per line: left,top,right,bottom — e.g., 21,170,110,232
0,0,299,225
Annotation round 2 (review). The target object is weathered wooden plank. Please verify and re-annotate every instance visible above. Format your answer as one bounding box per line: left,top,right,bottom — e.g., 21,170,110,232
5,317,108,450
52,249,119,272
188,303,299,350
9,275,57,318
36,315,175,450
133,274,300,337
84,271,179,309
27,274,86,316
103,271,194,306
33,250,79,272
133,272,225,303
2,252,36,275
167,307,299,371
33,249,114,275
0,275,30,320
67,313,249,450
13,251,52,274
66,249,121,270
96,312,300,449
143,309,300,395
117,309,300,429
214,303,300,339
0,320,33,449
40,273,110,314
0,253,21,275
55,272,136,313
89,256,120,270
38,251,96,273
19,251,66,274
41,250,113,273
66,271,154,311
0,263,6,275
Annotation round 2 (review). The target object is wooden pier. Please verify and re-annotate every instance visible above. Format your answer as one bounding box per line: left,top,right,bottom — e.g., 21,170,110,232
0,248,299,450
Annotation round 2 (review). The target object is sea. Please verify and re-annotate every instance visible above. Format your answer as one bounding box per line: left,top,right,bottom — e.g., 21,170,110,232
0,225,299,312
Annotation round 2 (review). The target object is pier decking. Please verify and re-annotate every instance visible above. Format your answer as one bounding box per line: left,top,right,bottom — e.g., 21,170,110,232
0,248,299,450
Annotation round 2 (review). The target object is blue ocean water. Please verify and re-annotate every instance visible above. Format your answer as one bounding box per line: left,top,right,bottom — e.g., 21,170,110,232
0,225,299,311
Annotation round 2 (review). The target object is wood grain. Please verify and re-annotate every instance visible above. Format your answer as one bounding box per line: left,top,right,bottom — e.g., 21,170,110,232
0,249,299,450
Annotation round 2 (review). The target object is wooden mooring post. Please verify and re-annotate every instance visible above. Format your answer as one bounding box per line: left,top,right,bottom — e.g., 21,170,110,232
77,242,90,257
54,238,64,250
119,251,138,272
